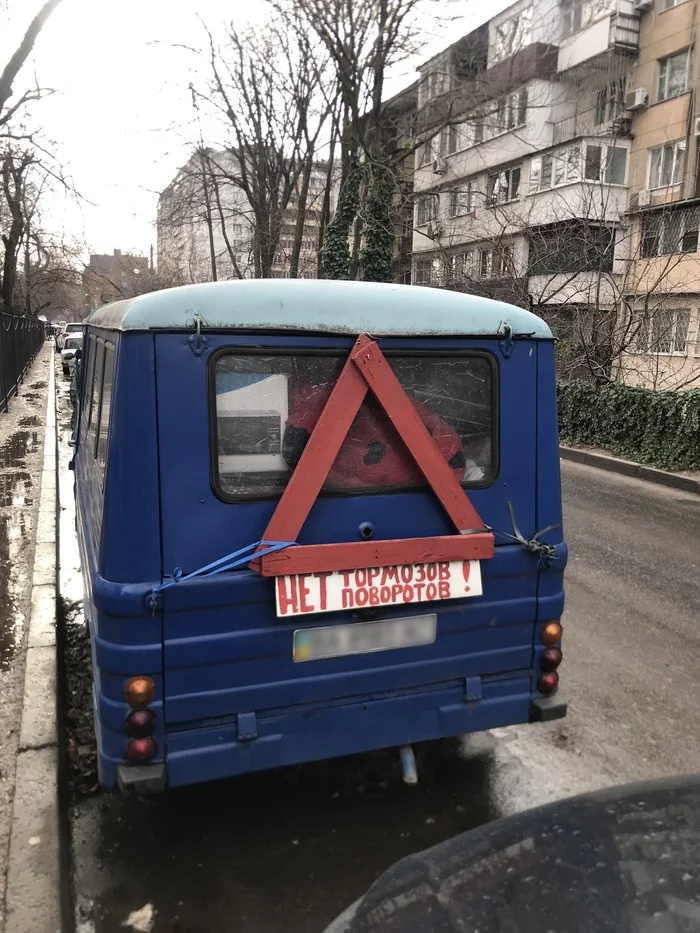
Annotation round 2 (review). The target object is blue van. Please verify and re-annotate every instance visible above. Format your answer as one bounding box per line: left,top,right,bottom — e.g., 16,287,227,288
73,280,566,793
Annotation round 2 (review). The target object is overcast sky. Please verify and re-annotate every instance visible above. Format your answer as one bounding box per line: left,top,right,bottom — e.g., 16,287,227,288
4,0,511,259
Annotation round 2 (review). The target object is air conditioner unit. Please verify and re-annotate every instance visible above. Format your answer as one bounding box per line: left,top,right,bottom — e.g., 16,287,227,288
432,157,447,175
694,116,700,136
625,87,649,111
636,189,651,208
612,115,633,136
633,0,653,11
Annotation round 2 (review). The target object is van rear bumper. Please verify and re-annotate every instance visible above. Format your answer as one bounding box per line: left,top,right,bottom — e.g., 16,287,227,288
98,678,565,792
163,676,533,789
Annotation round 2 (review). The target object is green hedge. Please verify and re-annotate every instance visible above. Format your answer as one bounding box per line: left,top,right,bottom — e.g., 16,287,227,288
557,383,700,472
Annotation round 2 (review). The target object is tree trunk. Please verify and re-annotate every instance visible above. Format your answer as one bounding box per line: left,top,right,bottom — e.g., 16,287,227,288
207,161,245,279
24,227,32,315
317,126,338,274
1,159,26,312
198,151,218,282
358,161,395,283
289,152,314,278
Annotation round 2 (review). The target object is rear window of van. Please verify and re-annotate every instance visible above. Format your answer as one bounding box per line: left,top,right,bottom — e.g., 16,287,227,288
212,351,497,500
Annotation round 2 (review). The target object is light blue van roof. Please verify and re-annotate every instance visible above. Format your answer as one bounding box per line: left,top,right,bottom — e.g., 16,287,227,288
86,280,552,339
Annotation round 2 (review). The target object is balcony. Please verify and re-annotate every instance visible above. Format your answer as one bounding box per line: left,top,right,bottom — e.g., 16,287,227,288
551,111,633,146
417,42,559,135
557,12,639,73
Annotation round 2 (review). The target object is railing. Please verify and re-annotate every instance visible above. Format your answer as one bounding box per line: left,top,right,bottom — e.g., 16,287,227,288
551,110,632,146
0,310,46,413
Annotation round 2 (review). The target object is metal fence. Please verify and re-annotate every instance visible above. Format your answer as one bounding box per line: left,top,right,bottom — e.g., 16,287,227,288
0,310,46,413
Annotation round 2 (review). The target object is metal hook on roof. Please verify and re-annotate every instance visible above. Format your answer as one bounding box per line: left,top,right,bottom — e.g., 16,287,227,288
498,321,514,359
186,311,210,357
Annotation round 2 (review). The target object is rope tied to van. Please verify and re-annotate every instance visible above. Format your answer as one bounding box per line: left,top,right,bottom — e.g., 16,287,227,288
145,540,296,611
487,501,560,569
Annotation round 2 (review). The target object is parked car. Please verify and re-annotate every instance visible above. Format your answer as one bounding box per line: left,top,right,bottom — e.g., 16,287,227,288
56,321,83,351
61,333,83,376
324,774,700,933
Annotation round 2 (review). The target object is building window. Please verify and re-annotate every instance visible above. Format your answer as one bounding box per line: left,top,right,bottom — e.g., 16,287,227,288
421,70,449,104
531,145,582,191
416,195,439,226
649,141,686,188
447,122,472,154
658,49,690,102
492,7,532,63
641,206,699,257
595,79,626,124
419,138,437,167
529,222,615,275
479,246,512,278
561,0,585,36
449,183,474,217
449,250,476,280
484,88,528,139
413,259,435,285
584,144,627,184
636,309,691,354
663,0,690,7
486,165,521,205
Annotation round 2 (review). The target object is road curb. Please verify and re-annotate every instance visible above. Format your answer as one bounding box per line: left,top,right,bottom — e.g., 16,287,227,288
6,351,61,933
560,446,700,495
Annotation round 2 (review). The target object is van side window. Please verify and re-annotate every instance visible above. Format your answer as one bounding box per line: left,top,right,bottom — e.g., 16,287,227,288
87,339,105,451
80,335,97,441
96,343,115,481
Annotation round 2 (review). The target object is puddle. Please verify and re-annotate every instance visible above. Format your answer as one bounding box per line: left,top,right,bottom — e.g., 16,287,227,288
0,431,39,469
19,416,41,427
0,510,30,671
0,472,33,507
29,381,47,390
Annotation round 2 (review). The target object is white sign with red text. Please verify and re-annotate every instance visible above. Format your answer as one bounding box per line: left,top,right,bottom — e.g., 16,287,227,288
275,560,482,618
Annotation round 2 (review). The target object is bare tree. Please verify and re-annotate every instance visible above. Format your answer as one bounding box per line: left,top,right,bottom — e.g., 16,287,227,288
274,0,440,282
1,148,33,310
190,14,334,279
0,0,63,133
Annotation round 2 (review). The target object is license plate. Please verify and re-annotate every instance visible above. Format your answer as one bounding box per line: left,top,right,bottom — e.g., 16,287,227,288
294,614,437,662
276,560,482,617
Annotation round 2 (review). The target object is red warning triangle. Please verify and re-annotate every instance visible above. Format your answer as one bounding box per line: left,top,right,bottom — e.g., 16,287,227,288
255,334,494,577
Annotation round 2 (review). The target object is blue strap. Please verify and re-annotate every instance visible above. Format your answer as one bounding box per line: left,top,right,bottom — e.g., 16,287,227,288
150,540,295,598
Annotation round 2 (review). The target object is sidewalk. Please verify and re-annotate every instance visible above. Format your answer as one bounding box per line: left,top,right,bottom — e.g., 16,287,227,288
0,344,52,933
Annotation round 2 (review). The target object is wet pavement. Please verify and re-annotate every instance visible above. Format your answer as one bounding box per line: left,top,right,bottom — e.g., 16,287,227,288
60,422,700,933
0,347,51,926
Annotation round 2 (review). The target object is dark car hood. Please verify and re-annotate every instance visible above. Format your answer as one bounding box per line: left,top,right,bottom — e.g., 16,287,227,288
329,775,700,933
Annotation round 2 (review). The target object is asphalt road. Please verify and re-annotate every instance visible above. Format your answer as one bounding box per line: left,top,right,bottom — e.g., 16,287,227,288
64,457,700,933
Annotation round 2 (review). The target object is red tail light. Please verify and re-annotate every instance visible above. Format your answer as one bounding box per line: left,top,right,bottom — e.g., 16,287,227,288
126,709,156,738
126,737,157,762
541,647,562,672
538,672,559,694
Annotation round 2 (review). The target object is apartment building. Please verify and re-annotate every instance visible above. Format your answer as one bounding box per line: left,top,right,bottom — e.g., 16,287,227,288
157,150,253,284
157,149,333,284
82,249,150,310
384,81,419,285
622,0,700,387
406,0,700,387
